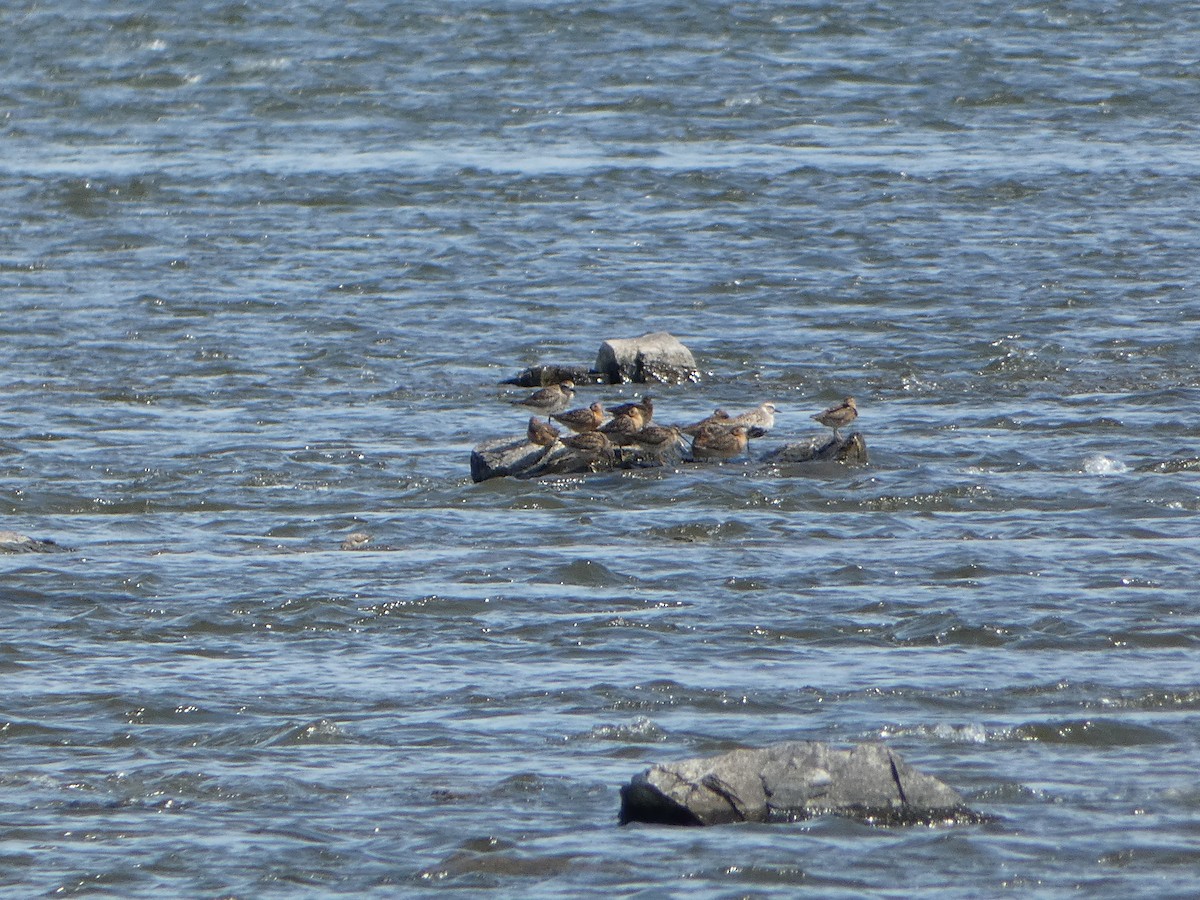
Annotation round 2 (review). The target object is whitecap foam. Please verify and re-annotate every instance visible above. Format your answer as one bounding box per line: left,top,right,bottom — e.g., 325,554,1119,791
1082,454,1128,475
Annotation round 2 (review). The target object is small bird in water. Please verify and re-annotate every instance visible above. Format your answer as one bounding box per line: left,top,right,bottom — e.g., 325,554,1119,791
552,401,605,433
340,532,371,551
691,424,750,461
681,408,731,436
812,397,857,440
513,380,575,415
527,416,561,447
609,395,654,425
628,423,684,455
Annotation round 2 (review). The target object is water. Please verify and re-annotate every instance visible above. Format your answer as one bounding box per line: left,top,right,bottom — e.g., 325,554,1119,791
2,0,1199,895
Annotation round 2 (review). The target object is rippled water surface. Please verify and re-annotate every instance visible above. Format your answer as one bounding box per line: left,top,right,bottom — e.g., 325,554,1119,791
3,1,1200,896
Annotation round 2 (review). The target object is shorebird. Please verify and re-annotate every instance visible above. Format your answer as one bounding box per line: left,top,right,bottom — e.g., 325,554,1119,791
691,424,750,461
681,408,731,436
729,402,777,432
628,424,685,459
340,532,371,551
609,395,654,425
599,407,645,445
562,431,614,454
527,416,561,447
812,397,857,440
552,401,605,433
513,380,575,415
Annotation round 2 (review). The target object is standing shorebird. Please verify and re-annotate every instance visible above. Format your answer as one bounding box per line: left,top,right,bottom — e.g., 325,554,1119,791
552,401,605,433
691,424,750,461
527,416,561,447
812,397,857,440
513,380,575,415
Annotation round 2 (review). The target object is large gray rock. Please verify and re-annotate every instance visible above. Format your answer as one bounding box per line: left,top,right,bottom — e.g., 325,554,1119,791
470,435,670,482
594,332,699,385
619,741,983,827
761,433,868,466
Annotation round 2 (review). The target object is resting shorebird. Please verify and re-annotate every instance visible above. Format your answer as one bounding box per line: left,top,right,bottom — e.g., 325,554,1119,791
562,431,613,454
340,532,371,551
513,380,575,415
729,402,777,432
681,408,731,436
628,424,685,459
609,395,653,425
691,424,750,461
599,407,645,445
552,401,605,433
812,397,857,440
527,416,561,447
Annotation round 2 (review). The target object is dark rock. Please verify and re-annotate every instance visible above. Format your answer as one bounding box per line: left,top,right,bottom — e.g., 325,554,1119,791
762,433,868,466
502,364,607,388
595,332,700,385
0,531,70,553
619,741,985,827
470,436,560,483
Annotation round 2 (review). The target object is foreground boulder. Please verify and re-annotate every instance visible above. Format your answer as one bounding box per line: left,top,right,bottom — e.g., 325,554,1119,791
762,433,868,466
594,332,700,385
619,741,983,827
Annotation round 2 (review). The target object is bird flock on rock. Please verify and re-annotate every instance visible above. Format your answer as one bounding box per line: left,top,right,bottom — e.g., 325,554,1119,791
509,380,859,464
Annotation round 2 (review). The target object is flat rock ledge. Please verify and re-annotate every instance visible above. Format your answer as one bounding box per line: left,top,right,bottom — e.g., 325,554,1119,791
619,741,986,828
470,435,666,483
505,332,700,387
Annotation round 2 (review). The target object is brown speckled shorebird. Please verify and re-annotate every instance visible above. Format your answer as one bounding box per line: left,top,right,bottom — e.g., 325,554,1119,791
513,380,575,415
628,424,685,459
691,424,750,461
681,408,732,436
562,431,613,453
599,407,645,445
812,397,857,440
527,416,561,447
552,401,605,433
729,402,777,431
609,395,654,425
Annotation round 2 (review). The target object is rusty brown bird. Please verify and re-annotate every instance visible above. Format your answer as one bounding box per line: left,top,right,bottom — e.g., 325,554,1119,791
628,424,685,459
608,395,653,425
812,397,857,440
691,424,750,461
513,380,575,415
527,416,561,447
599,407,645,445
552,401,605,433
680,408,732,436
562,431,614,454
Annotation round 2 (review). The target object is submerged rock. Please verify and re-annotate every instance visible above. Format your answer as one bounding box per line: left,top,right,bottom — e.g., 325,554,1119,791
762,433,868,466
0,531,70,553
619,741,983,827
594,332,700,385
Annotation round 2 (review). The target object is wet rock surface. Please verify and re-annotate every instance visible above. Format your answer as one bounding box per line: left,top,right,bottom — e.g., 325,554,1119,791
619,741,985,827
0,531,70,553
762,433,869,466
595,332,700,385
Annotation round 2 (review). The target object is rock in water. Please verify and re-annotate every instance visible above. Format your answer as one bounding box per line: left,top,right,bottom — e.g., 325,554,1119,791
619,741,983,827
0,531,70,553
470,436,558,483
594,332,699,385
762,433,868,466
